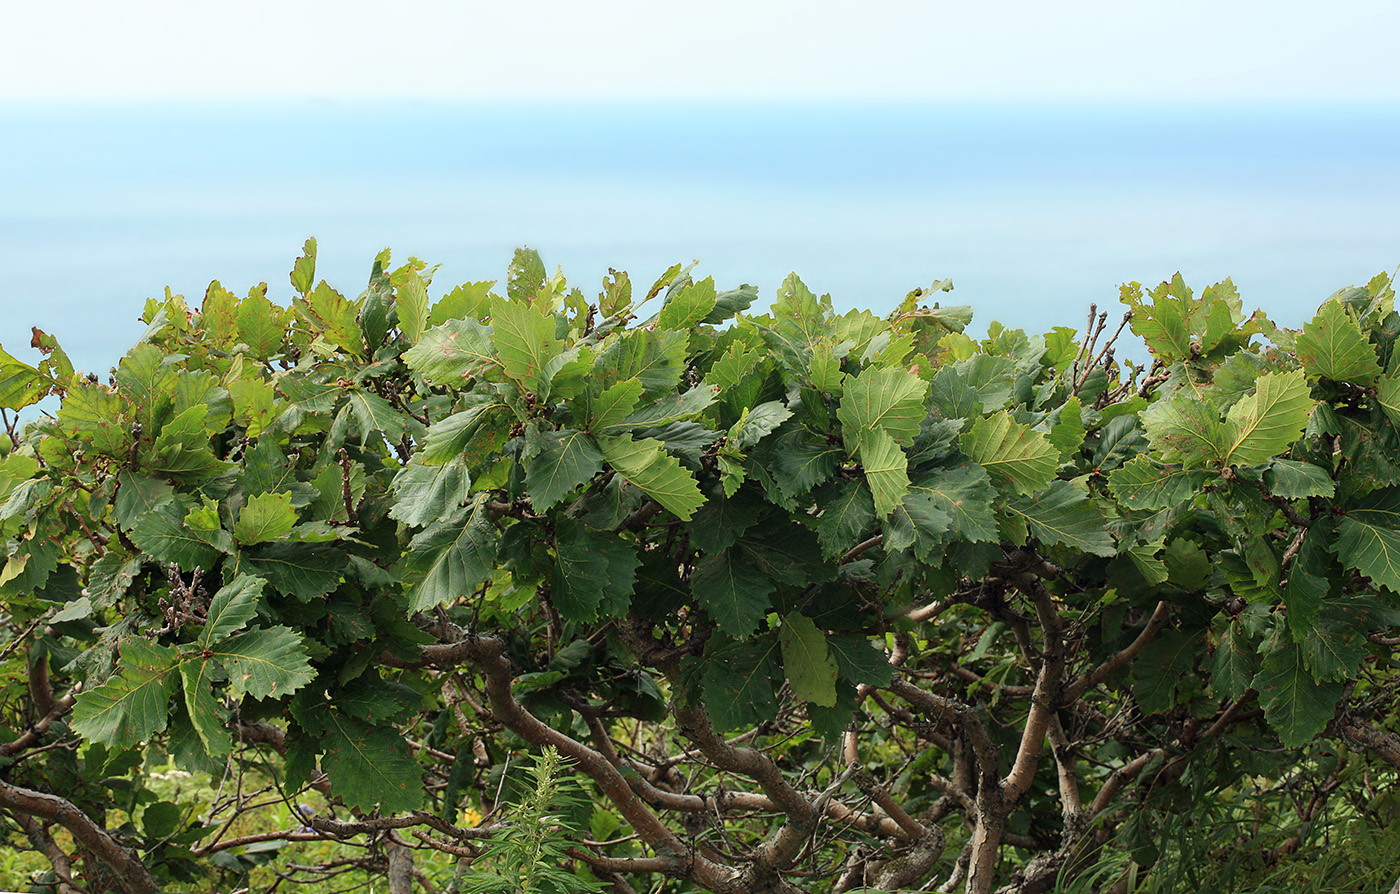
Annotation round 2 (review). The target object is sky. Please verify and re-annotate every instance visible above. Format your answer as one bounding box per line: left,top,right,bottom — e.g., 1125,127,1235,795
4,0,1400,101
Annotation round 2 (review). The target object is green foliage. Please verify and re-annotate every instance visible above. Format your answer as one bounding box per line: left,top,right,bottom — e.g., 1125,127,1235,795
3,248,1399,894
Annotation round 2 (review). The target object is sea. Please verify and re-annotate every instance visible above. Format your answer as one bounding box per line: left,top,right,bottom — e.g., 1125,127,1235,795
2,100,1398,377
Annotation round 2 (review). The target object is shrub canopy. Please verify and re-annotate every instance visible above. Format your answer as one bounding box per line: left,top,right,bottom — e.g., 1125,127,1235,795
2,242,1399,894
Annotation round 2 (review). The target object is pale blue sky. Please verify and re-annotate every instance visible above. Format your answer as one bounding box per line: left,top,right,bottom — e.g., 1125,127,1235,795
5,0,1399,101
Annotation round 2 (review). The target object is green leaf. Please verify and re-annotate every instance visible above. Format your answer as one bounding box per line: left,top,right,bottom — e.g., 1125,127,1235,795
389,457,472,528
1254,645,1344,748
234,492,298,546
807,686,859,744
421,400,507,466
551,519,641,622
506,246,546,303
961,412,1058,496
599,329,688,395
211,626,315,700
289,237,317,295
130,504,224,570
299,281,363,355
836,366,930,448
812,481,875,559
402,496,500,613
526,429,605,512
1377,371,1400,429
198,575,265,647
859,428,911,517
227,376,275,437
907,462,999,544
884,487,952,557
1333,518,1400,593
588,381,645,434
1049,395,1086,458
489,294,563,397
336,675,423,724
1121,540,1169,586
1266,459,1335,499
1107,456,1203,510
397,269,431,344
1132,630,1199,714
1140,394,1227,468
0,346,57,411
1222,369,1314,466
240,543,345,602
728,401,792,449
701,636,779,732
1004,480,1116,557
151,405,231,482
779,613,837,707
657,276,717,330
347,390,409,443
623,385,721,429
237,286,287,358
113,471,175,529
321,712,424,812
72,640,179,748
1210,621,1258,700
402,318,499,386
686,491,764,554
928,364,984,419
600,436,705,521
1302,607,1369,682
58,381,130,456
1296,298,1382,384
179,660,231,761
431,280,496,327
827,635,893,687
691,549,775,638
762,429,842,500
87,554,143,606
1124,276,1193,360
951,355,1015,412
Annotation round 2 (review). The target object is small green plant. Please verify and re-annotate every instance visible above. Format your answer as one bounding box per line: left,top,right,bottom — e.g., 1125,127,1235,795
453,747,602,894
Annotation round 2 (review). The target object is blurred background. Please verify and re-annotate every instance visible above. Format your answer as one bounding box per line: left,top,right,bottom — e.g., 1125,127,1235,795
2,0,1398,375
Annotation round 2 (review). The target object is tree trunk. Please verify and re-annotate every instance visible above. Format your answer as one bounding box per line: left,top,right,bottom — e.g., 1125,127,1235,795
387,836,414,894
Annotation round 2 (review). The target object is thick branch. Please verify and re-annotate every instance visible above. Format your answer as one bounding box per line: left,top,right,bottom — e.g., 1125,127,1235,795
0,778,160,894
1003,580,1069,803
15,812,84,894
673,700,820,871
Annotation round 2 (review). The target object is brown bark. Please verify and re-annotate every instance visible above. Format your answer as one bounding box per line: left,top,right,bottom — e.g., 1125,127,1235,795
0,778,160,894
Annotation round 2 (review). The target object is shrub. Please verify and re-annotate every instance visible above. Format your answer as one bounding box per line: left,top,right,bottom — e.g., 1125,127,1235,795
1,241,1398,894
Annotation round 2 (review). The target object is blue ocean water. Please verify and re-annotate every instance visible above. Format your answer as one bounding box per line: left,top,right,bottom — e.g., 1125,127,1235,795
2,100,1398,375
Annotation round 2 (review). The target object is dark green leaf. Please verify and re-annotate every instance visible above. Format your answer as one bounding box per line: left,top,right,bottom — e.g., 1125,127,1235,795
390,456,472,528
1210,621,1258,700
1254,645,1344,748
691,549,774,638
1004,480,1116,557
701,636,780,732
525,429,605,512
72,640,179,749
211,627,315,700
551,519,640,622
198,575,264,647
402,496,499,613
320,712,424,812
